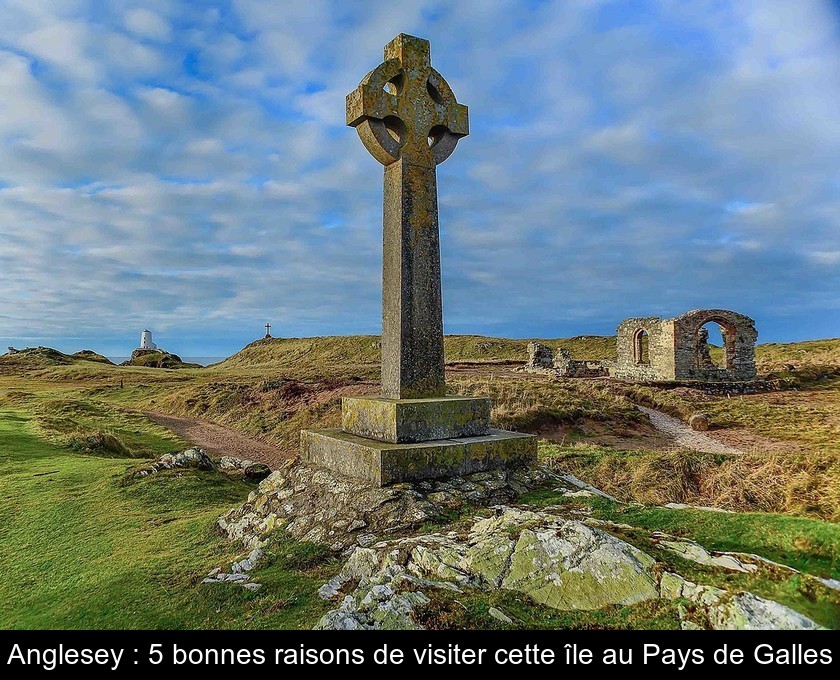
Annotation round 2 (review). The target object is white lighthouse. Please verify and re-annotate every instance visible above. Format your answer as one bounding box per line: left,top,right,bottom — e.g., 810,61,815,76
139,329,157,350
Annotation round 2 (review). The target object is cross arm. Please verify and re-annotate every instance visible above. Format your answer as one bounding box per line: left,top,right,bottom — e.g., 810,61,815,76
427,68,469,137
346,58,401,127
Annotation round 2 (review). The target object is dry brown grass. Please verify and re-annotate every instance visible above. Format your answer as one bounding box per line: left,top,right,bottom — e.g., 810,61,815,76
448,375,643,431
546,444,840,521
702,452,840,520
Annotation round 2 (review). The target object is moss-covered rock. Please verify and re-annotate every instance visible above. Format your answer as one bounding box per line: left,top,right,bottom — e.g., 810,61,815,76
314,506,823,630
315,507,660,629
122,348,201,369
501,523,658,610
660,571,823,630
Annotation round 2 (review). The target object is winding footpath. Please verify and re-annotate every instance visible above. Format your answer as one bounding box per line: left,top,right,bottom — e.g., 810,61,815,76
637,406,742,455
145,412,289,469
146,404,742,470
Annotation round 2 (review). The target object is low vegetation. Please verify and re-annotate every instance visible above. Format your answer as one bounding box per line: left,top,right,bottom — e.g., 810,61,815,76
449,374,643,431
0,334,838,628
0,410,337,629
541,442,840,522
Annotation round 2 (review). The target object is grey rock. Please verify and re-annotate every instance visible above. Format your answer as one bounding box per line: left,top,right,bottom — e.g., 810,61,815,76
314,506,659,629
662,502,733,513
656,539,757,573
488,607,512,624
219,456,271,480
660,572,822,630
218,458,560,553
133,448,214,477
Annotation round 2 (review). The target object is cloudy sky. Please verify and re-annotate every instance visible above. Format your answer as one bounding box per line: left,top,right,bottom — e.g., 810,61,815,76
1,0,839,356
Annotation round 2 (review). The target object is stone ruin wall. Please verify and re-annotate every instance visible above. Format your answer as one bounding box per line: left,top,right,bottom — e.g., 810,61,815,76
526,342,554,370
613,317,675,381
553,348,609,378
525,342,608,378
672,309,757,381
613,310,757,383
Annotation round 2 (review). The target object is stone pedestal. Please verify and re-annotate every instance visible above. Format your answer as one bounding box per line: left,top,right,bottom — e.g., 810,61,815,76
302,397,536,486
302,394,536,486
342,395,490,443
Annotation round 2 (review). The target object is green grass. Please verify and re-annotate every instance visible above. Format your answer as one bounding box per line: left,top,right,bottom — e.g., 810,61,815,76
1,406,838,629
4,391,186,459
519,488,840,580
517,490,840,628
415,588,683,630
756,338,840,371
520,488,839,579
600,504,840,579
0,410,336,629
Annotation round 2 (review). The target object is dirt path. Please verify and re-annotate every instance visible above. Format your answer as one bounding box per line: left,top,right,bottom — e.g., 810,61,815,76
637,406,743,455
145,412,290,469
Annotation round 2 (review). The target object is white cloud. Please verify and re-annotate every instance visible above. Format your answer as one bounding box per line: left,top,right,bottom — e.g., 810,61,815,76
809,251,840,266
124,8,171,42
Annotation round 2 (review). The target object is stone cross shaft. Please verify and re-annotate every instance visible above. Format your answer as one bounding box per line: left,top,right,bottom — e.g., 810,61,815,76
347,34,469,399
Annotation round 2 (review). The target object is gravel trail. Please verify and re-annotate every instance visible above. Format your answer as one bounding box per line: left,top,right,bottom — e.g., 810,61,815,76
145,412,290,469
637,406,743,455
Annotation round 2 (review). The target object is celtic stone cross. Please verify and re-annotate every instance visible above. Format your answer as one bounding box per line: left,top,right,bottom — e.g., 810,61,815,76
347,34,469,399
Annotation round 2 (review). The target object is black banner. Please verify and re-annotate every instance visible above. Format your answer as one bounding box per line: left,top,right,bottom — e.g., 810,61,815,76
1,630,836,673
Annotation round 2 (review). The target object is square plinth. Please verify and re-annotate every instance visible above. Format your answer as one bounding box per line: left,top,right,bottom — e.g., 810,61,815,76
342,395,491,443
301,428,537,486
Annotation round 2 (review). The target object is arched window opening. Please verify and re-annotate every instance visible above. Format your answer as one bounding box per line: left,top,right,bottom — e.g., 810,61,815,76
634,329,650,365
695,321,735,369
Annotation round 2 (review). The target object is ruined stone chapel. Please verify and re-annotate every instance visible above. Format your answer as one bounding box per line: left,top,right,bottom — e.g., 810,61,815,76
612,309,758,382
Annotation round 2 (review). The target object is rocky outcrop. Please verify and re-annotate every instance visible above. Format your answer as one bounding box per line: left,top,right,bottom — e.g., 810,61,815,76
218,456,271,481
314,506,660,629
653,536,758,573
212,461,825,631
202,546,265,592
132,448,215,477
121,348,201,369
218,459,560,552
313,506,825,631
131,450,274,484
660,572,823,630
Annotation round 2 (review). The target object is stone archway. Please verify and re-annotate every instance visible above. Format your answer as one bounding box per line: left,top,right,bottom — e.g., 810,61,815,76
693,318,737,370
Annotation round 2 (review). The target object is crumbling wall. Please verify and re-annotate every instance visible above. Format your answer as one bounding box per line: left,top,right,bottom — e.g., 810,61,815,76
613,309,757,383
613,317,675,381
525,343,607,378
672,309,757,381
526,342,554,369
553,349,609,378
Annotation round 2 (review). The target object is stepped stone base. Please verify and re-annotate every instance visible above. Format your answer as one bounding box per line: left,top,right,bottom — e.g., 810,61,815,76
301,428,537,487
342,395,490,443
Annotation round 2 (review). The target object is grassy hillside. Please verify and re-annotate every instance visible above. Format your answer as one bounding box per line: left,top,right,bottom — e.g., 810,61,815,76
0,410,336,629
3,335,840,518
756,338,840,367
216,334,616,372
0,347,105,370
1,409,837,629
